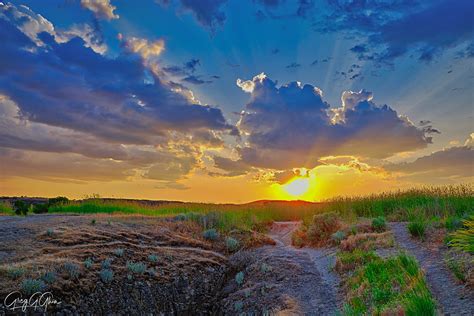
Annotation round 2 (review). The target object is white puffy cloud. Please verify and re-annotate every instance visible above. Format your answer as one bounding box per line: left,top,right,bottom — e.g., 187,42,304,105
121,36,165,60
80,0,119,20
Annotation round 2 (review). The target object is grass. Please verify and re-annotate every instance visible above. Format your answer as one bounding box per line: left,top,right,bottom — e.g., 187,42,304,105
408,218,427,239
325,184,473,221
21,279,46,295
448,215,474,254
343,253,435,315
0,201,14,215
45,185,472,234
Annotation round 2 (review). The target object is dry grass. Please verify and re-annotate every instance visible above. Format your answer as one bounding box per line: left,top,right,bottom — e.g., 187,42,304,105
340,231,395,252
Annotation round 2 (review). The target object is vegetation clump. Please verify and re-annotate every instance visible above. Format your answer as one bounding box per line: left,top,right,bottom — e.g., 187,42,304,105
41,271,57,284
84,258,93,269
331,230,346,245
21,279,46,295
235,271,245,286
306,212,341,246
448,216,474,254
127,261,146,274
225,237,240,252
371,216,386,232
63,262,80,279
100,269,113,283
203,228,219,241
101,258,112,269
342,253,435,315
408,218,427,240
113,248,125,257
5,266,25,279
148,254,159,263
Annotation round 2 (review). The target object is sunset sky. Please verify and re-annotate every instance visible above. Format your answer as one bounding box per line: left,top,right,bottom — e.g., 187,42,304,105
0,0,473,203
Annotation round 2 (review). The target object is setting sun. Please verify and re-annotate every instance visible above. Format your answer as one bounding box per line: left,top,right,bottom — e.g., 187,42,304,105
283,177,311,197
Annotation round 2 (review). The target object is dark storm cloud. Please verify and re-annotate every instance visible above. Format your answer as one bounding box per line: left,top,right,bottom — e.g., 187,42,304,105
0,5,234,146
212,156,253,177
228,73,433,170
316,0,474,64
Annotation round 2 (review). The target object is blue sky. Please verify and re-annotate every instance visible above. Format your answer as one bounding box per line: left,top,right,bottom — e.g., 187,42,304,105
1,0,473,201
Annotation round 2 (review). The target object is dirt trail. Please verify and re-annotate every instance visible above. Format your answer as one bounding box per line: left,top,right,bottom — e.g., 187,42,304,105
264,221,341,315
390,222,474,315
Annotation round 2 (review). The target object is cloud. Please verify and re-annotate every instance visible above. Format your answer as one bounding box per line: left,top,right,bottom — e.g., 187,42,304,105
0,3,236,184
231,73,432,170
0,2,106,54
121,36,165,60
386,138,474,182
80,0,119,20
212,156,253,177
157,0,227,31
315,0,474,64
182,75,213,85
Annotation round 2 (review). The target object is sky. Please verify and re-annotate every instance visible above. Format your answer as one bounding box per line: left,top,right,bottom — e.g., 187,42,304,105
0,0,473,203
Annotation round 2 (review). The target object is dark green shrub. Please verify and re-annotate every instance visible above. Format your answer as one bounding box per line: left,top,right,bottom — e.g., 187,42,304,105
331,230,346,244
235,271,244,285
445,216,463,231
126,261,146,274
371,217,387,232
48,196,69,207
41,271,57,284
14,200,29,215
33,203,49,214
63,262,80,279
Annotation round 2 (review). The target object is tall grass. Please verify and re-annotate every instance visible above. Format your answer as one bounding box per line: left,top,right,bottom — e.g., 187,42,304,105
48,185,473,230
49,199,324,231
0,201,14,215
325,185,473,220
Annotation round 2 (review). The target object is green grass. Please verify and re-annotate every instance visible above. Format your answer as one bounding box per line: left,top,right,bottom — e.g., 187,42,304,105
325,185,473,221
343,253,435,315
408,218,427,240
49,199,323,231
47,185,473,232
0,201,14,215
448,215,474,254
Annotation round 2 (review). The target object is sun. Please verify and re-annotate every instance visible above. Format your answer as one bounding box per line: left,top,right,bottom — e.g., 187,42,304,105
283,177,311,197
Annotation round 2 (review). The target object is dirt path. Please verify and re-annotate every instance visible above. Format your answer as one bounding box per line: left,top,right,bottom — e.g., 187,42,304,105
264,221,341,315
390,222,474,315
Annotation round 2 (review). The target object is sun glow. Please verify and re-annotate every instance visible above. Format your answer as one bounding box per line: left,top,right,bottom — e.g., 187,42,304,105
283,177,311,196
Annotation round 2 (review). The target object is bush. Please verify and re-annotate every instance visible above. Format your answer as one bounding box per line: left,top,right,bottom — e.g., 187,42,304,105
235,271,244,286
203,228,219,241
408,219,427,239
225,237,239,252
127,261,146,274
33,203,49,214
48,196,69,207
21,279,46,295
100,269,113,283
46,228,54,237
41,271,57,284
101,258,112,269
6,266,25,279
113,248,124,257
63,262,80,279
371,217,387,232
14,200,29,215
148,254,159,263
306,212,340,246
445,216,463,231
331,230,346,244
84,258,93,269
